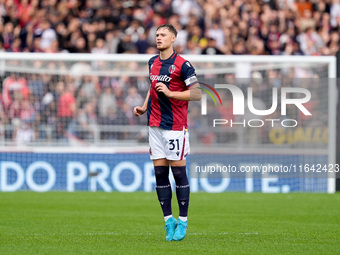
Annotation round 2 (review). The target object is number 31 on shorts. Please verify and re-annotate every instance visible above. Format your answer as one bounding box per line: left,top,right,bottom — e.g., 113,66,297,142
169,139,180,151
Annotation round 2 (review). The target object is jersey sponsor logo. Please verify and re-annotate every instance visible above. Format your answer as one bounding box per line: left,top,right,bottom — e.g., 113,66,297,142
150,74,172,83
168,64,176,74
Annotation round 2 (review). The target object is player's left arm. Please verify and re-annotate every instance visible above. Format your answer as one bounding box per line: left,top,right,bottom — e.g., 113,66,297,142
155,60,201,101
155,82,201,101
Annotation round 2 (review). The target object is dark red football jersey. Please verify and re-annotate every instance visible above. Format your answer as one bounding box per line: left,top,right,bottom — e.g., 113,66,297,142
147,52,198,130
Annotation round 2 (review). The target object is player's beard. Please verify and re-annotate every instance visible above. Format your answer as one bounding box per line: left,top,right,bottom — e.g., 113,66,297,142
157,42,170,51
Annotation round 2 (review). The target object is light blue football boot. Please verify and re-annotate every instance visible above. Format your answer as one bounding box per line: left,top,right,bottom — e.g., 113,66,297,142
173,218,187,241
164,217,177,241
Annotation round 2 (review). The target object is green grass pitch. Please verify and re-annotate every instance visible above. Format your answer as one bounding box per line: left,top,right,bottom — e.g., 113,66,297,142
0,192,339,255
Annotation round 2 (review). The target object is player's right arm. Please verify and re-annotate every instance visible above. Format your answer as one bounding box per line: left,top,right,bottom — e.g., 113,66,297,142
133,88,150,116
134,57,155,117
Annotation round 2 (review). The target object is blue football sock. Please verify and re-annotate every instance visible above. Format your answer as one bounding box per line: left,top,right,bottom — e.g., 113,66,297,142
155,166,172,217
171,166,190,217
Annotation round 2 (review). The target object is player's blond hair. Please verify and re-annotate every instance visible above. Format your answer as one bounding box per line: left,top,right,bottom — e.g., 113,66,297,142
156,24,178,37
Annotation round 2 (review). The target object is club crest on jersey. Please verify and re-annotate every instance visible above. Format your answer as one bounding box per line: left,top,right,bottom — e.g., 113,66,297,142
168,65,176,74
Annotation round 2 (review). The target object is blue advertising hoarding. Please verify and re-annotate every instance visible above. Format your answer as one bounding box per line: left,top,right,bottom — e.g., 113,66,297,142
0,152,329,192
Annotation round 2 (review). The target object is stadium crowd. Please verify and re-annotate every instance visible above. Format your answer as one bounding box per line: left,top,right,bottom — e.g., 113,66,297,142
0,0,338,144
0,0,339,55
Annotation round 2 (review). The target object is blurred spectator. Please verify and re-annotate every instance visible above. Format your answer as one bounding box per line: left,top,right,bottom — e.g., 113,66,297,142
100,105,130,140
57,82,76,138
40,88,57,121
119,102,137,126
172,0,200,25
36,19,57,52
3,22,15,50
91,38,109,68
13,120,36,145
17,0,37,27
0,101,6,124
184,39,201,54
8,37,21,52
70,36,89,53
294,0,313,18
99,106,119,139
297,27,324,55
328,29,340,54
91,38,109,54
265,23,282,55
125,20,145,43
28,74,44,100
154,0,174,18
20,98,36,124
125,86,143,111
2,73,29,109
98,86,117,119
0,38,5,52
0,101,6,140
117,34,136,53
232,39,247,55
78,75,100,101
76,100,97,140
202,38,224,55
330,0,340,27
188,25,208,50
105,29,120,53
55,22,67,51
206,22,225,49
135,32,150,53
7,91,23,125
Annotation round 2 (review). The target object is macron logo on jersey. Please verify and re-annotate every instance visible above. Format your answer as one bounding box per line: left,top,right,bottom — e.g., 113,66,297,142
150,74,172,83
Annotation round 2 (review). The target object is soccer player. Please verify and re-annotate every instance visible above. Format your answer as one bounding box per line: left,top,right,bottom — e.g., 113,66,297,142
133,24,201,241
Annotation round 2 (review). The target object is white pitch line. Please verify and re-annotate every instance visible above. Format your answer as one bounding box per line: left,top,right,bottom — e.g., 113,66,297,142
219,232,259,235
